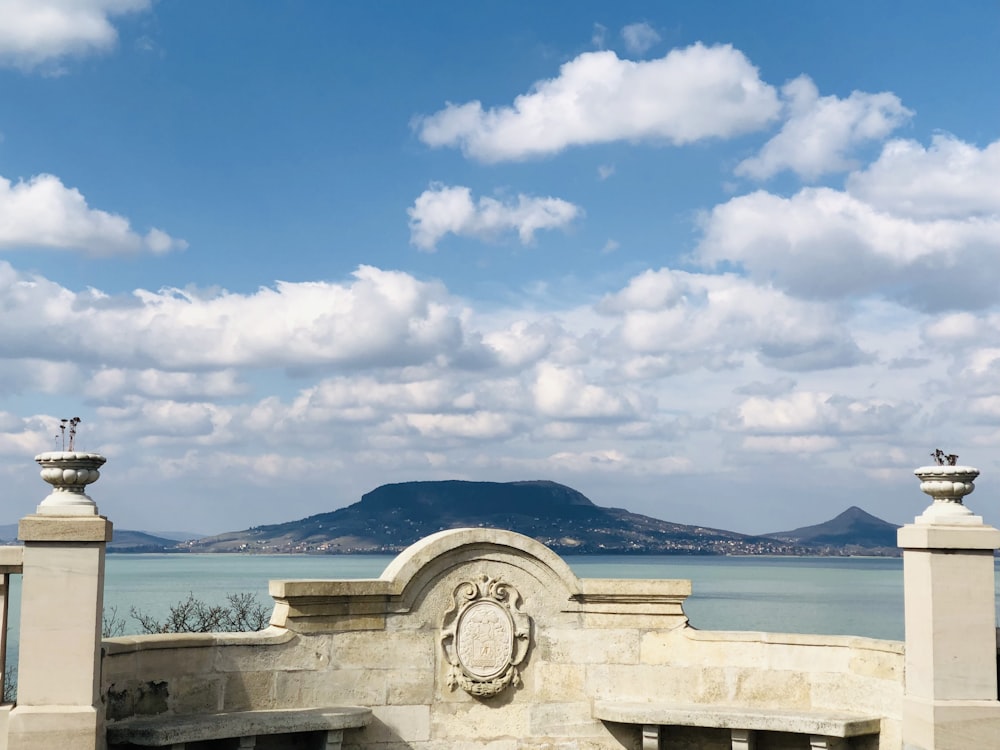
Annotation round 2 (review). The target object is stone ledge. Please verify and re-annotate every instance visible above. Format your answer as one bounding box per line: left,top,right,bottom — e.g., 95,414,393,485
102,625,293,655
897,523,1000,550
593,700,882,737
18,515,112,542
0,545,23,573
106,706,371,746
679,625,904,652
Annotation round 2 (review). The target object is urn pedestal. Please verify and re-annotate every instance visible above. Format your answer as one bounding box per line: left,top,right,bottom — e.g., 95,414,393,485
33,451,106,515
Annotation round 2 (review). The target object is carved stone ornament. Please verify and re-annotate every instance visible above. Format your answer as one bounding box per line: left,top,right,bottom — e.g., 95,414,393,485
440,574,530,698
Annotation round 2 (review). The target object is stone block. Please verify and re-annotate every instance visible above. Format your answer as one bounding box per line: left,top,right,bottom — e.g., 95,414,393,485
363,705,431,743
18,516,112,542
847,648,902,682
215,637,330,673
275,667,387,707
809,671,903,715
169,674,224,714
7,705,101,750
430,700,530,740
538,629,639,665
136,644,215,678
727,668,810,708
330,631,434,670
531,663,588,703
222,670,276,710
529,701,604,738
585,664,717,703
903,696,1000,750
387,669,435,705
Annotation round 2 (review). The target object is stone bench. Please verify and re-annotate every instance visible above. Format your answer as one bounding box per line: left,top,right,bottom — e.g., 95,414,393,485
594,700,882,750
106,706,372,749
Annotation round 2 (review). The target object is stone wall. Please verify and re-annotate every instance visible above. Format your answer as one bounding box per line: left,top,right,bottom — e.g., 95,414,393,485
102,529,904,749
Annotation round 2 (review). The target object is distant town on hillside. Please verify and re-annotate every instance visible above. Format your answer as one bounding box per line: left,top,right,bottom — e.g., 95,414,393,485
2,480,902,557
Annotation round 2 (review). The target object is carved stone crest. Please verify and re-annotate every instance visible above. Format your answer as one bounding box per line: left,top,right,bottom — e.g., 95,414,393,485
440,574,530,698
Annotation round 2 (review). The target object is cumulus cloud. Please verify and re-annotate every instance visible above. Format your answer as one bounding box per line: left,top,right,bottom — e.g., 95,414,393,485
847,134,1000,218
415,43,779,162
621,22,660,55
0,174,186,255
736,76,912,180
0,0,150,71
728,391,915,436
84,368,249,402
697,187,1000,310
533,363,638,420
600,268,867,373
408,184,582,250
0,262,477,370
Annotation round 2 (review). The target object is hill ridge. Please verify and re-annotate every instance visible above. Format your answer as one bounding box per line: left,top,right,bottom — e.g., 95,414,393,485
187,479,892,556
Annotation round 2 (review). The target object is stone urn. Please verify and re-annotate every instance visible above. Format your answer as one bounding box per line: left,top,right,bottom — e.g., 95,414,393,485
913,464,980,525
34,451,106,515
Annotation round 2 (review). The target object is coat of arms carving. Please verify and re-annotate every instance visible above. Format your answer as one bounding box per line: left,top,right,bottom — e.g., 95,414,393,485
440,574,530,698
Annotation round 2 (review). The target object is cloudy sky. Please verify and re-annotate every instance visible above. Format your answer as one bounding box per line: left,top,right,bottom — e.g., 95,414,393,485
2,1,999,536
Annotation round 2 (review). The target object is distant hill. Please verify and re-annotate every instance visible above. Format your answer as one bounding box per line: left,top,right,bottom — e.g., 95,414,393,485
0,523,182,552
107,530,181,552
187,479,803,556
765,506,900,550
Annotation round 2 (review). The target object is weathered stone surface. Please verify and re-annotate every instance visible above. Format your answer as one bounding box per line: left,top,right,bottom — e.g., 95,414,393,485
275,667,387,707
365,705,431,743
430,701,530,740
18,515,112,542
106,706,371,746
330,630,435,671
537,628,640,665
530,663,588,703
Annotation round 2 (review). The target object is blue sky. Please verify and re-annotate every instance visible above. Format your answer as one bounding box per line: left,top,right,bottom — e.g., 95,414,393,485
2,1,1000,535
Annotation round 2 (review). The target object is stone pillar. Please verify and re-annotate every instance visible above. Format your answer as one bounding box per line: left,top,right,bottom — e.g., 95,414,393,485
7,452,112,750
898,462,1000,750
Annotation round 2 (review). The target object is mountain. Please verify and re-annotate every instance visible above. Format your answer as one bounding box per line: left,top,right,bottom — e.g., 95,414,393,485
107,530,182,552
0,523,182,552
187,479,804,555
765,506,900,550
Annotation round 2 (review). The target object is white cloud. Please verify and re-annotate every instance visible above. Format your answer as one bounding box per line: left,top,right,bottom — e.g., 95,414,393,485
697,187,1000,310
404,412,515,440
533,363,638,420
84,369,249,401
729,391,915,436
740,435,840,454
847,134,1000,218
0,174,186,255
621,22,660,55
600,268,867,372
408,184,582,251
0,0,150,71
736,76,912,180
0,262,477,370
483,319,560,368
415,43,780,162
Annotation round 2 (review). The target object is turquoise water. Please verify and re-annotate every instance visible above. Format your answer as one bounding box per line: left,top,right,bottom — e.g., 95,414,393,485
99,554,908,639
6,553,998,675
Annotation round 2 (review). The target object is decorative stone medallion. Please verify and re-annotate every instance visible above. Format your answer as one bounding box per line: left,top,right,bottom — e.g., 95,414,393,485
440,574,530,698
